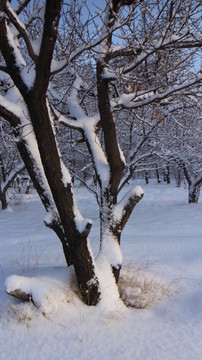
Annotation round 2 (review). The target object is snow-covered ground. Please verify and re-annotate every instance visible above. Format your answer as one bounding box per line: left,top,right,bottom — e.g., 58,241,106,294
0,182,202,360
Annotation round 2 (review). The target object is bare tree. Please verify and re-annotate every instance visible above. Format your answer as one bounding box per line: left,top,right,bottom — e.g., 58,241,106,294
163,98,202,203
0,0,201,305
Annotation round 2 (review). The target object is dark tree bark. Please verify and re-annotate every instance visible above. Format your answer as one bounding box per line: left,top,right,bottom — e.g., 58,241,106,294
164,166,170,184
0,190,8,209
97,61,125,199
0,0,100,305
95,0,144,284
155,165,161,184
188,185,201,204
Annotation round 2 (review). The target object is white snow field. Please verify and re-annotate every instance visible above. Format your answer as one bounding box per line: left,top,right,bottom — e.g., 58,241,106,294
0,182,202,360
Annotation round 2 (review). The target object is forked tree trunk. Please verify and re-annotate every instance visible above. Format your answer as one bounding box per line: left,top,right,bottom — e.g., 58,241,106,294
100,190,144,284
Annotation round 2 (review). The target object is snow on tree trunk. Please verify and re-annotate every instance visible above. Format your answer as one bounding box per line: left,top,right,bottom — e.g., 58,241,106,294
25,94,100,305
99,185,144,283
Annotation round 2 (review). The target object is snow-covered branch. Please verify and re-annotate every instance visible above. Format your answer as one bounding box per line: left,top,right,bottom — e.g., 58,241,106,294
1,161,25,192
122,32,201,76
118,74,202,109
69,17,130,62
49,15,132,76
129,120,161,163
58,74,110,188
113,185,144,231
0,17,32,92
5,2,37,61
0,94,25,124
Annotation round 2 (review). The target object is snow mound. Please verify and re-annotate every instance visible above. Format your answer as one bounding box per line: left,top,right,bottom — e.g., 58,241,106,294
5,275,75,315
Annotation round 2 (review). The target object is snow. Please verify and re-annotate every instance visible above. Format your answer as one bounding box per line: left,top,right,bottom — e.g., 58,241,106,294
73,200,92,234
50,58,67,73
0,182,202,359
118,73,202,109
30,37,43,56
20,66,36,90
101,67,117,81
6,23,26,68
59,73,110,187
95,254,124,312
5,275,69,314
122,32,197,75
3,19,36,89
133,185,144,197
82,119,110,187
6,3,26,31
0,87,26,119
60,160,72,186
113,185,144,222
60,115,110,188
99,230,123,267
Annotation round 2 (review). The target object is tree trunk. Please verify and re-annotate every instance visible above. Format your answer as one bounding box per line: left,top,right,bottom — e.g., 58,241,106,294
24,94,100,305
72,238,100,305
111,230,122,283
164,166,170,184
188,184,200,204
176,169,181,187
0,190,8,210
96,61,125,197
100,189,144,285
112,264,122,284
14,137,72,265
155,165,161,183
145,171,149,184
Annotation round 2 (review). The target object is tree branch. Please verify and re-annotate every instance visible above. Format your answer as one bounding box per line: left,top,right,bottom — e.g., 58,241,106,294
0,103,21,128
113,186,144,233
16,0,32,15
118,74,202,109
3,162,25,193
34,0,63,94
5,3,37,62
0,18,28,96
123,34,201,75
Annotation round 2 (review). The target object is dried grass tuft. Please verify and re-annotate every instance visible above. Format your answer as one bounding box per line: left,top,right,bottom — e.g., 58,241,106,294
7,302,34,326
119,264,174,309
